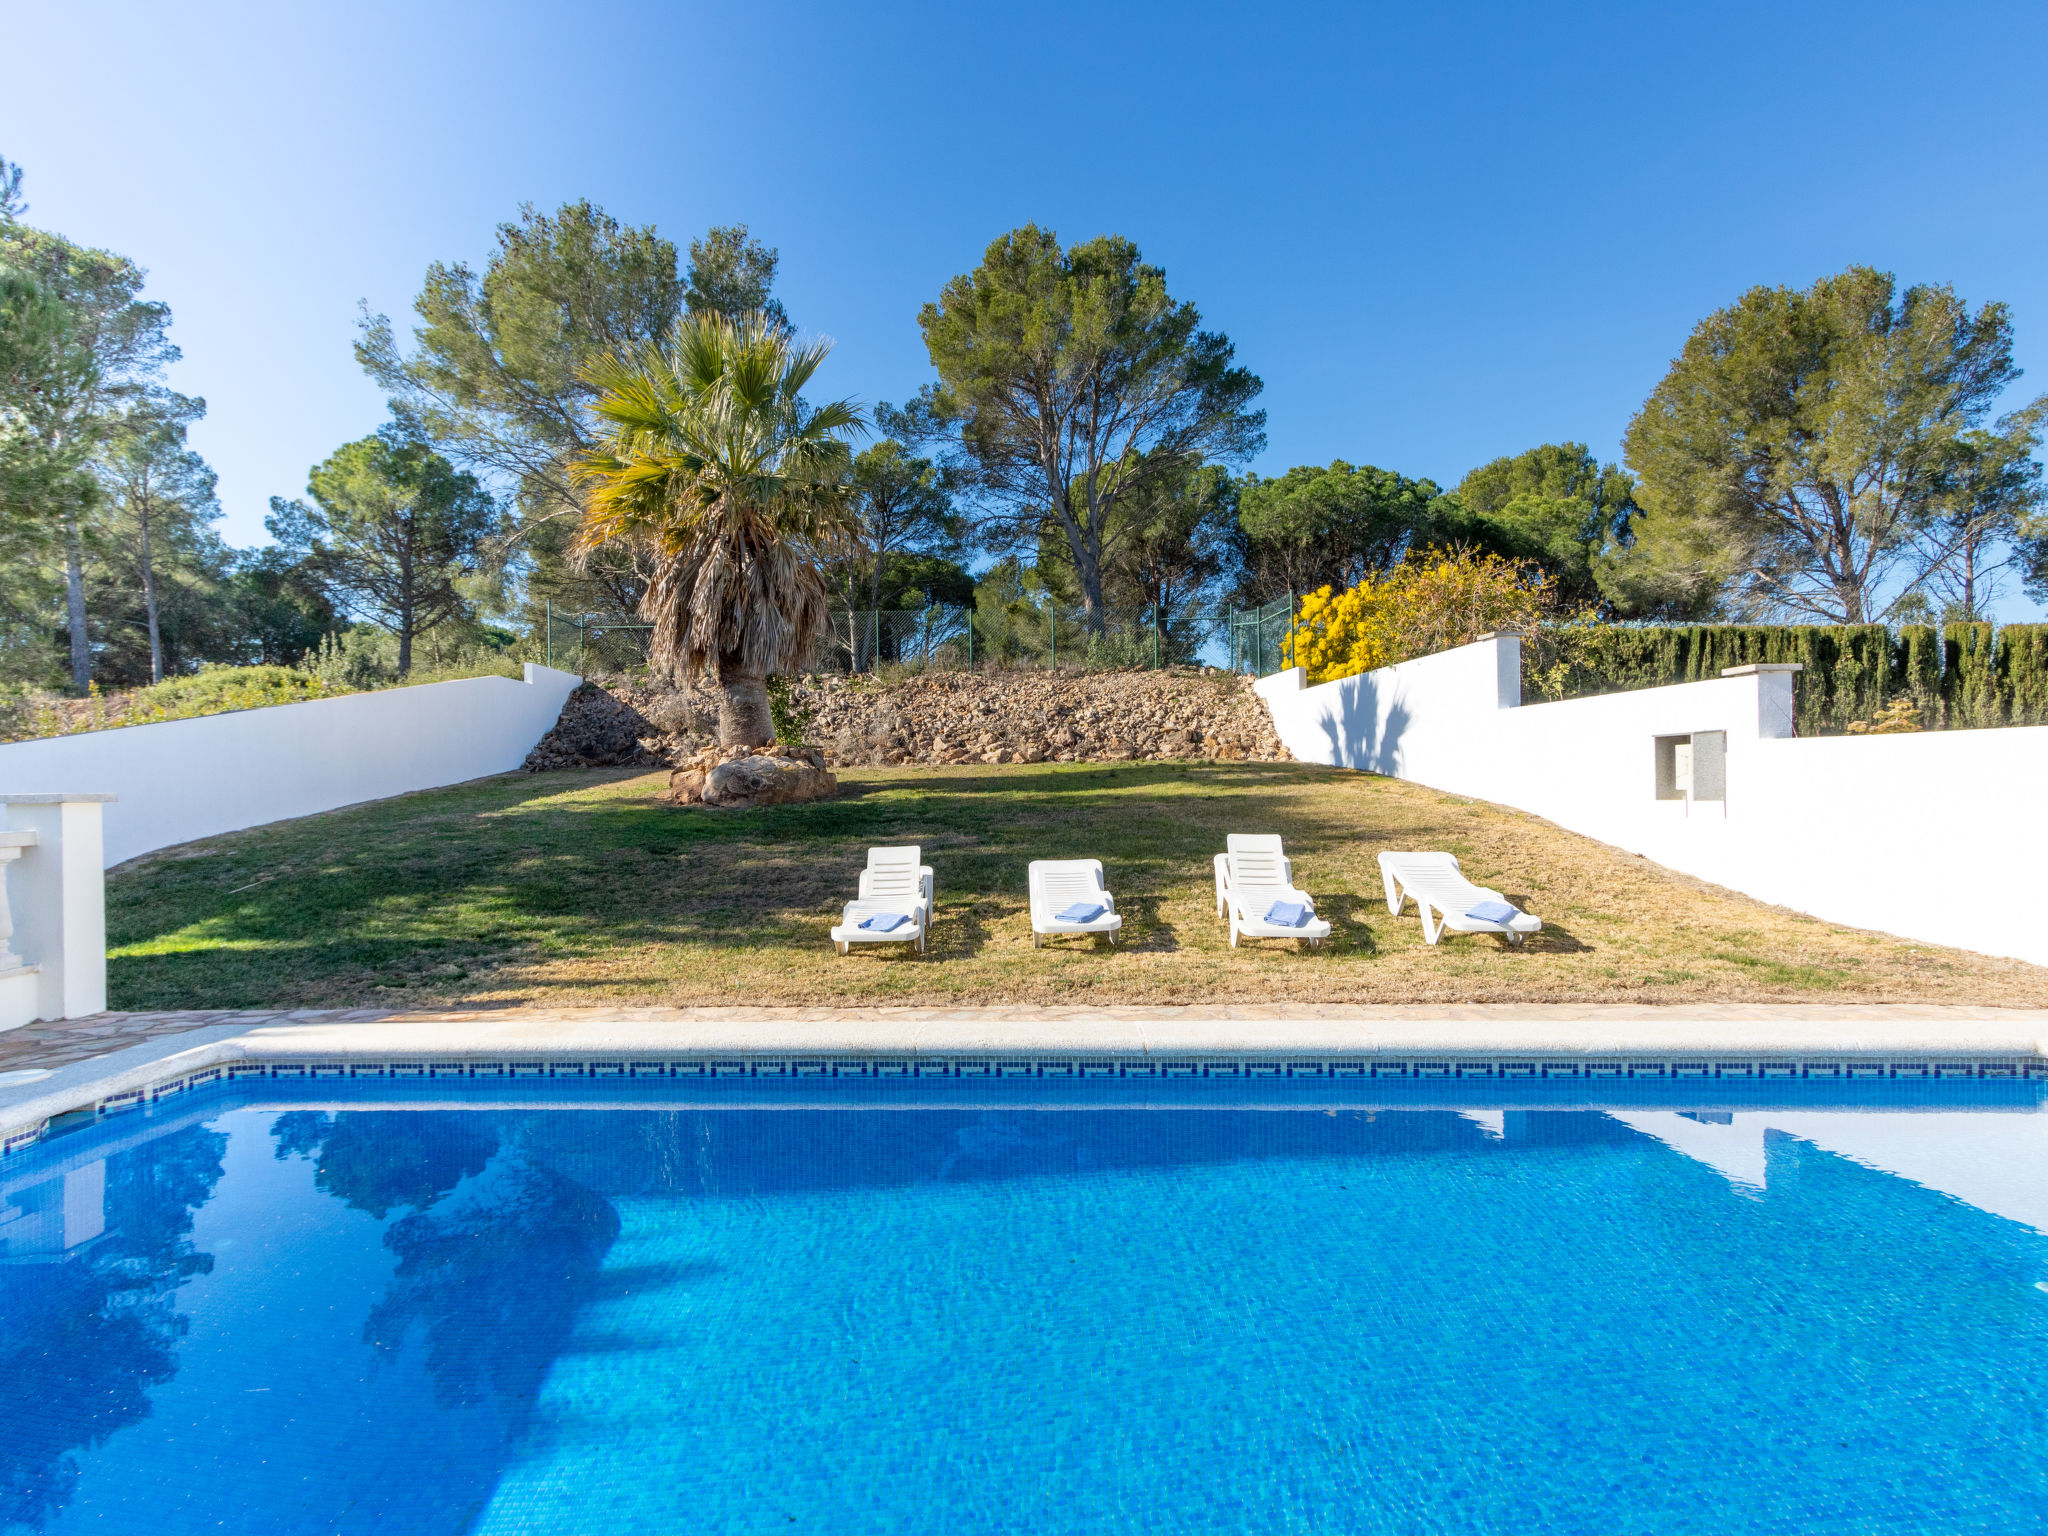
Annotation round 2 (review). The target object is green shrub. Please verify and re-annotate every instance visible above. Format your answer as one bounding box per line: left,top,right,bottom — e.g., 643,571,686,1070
1891,624,1942,722
1942,622,2000,728
765,675,814,744
127,666,344,725
1996,624,2048,727
1527,623,1890,734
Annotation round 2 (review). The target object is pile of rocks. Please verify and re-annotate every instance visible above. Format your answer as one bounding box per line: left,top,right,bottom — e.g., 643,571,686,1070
802,667,1290,765
521,680,717,771
523,666,1291,774
664,743,838,808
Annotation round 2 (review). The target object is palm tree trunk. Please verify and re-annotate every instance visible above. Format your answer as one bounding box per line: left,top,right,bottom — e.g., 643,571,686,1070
719,669,774,747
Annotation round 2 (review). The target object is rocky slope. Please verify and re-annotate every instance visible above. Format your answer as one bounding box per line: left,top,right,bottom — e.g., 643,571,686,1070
522,667,1290,770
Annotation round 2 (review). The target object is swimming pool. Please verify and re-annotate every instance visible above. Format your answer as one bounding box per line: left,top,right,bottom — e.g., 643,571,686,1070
4,1075,2047,1533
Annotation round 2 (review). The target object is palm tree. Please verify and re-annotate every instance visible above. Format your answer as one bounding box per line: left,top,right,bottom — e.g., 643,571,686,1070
571,313,863,746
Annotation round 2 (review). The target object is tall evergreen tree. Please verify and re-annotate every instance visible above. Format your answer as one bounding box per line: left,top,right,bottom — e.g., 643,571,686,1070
920,225,1264,635
270,420,503,675
1619,267,2043,622
94,392,218,682
0,218,178,690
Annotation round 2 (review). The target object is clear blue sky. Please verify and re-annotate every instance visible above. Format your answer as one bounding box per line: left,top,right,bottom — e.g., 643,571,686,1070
8,0,2047,616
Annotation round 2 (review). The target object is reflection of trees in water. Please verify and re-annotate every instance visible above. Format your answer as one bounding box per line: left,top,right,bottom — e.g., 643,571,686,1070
272,1111,497,1218
0,1124,228,1532
274,1112,618,1419
368,1154,618,1412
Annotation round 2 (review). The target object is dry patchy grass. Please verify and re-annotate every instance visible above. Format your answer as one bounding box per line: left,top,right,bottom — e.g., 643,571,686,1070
106,762,2043,1010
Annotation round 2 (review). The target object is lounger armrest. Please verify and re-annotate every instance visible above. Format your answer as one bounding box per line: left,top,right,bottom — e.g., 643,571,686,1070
920,867,935,904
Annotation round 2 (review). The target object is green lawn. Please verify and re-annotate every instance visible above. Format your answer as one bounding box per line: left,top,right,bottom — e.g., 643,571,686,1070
106,762,2039,1010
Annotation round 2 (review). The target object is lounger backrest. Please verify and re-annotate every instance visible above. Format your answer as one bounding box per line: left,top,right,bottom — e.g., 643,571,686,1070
865,845,924,902
1382,851,1481,900
1226,834,1290,891
1029,859,1104,913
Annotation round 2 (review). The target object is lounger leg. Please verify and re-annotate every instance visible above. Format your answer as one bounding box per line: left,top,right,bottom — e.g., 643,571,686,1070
1383,871,1404,915
1420,903,1441,945
1032,933,1041,949
836,941,848,956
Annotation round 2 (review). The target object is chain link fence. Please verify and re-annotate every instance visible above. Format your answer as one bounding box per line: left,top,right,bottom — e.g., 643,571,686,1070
543,608,652,674
1227,595,1296,676
545,602,1209,678
815,607,976,672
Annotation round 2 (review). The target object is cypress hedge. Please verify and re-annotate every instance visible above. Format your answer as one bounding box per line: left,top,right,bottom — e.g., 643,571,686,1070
1942,622,2000,729
1526,620,2047,735
1997,624,2048,727
1891,624,1942,721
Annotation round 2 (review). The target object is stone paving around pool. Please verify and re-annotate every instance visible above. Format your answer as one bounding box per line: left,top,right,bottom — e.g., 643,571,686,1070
7,1003,2048,1076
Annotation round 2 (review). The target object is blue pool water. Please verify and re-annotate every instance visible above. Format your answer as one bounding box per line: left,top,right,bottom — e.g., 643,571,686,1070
5,1079,2048,1533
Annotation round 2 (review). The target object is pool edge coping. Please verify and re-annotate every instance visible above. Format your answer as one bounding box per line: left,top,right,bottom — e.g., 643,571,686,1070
8,1008,2048,1156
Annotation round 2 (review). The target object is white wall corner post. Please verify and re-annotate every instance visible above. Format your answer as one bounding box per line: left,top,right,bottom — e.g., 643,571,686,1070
2,794,115,1023
1718,662,1803,740
1474,632,1523,709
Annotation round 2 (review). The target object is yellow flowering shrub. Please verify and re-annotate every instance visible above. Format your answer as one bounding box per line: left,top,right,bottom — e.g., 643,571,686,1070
1287,580,1397,683
1285,549,1551,684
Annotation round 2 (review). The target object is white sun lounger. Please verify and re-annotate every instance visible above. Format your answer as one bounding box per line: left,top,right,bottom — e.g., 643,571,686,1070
1213,834,1331,948
1028,859,1123,947
1377,851,1542,945
831,845,934,955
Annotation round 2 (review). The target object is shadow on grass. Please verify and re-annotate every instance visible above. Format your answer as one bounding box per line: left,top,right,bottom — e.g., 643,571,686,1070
928,901,996,961
1113,894,1178,953
1309,893,1381,957
102,761,1555,1007
1517,924,1590,954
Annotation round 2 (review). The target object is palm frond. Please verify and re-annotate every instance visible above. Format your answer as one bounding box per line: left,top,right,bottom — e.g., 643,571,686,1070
569,312,865,681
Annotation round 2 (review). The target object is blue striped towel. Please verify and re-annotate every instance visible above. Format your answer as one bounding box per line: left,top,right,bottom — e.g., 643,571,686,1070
859,912,910,932
1055,902,1105,923
1264,900,1308,927
1465,900,1518,924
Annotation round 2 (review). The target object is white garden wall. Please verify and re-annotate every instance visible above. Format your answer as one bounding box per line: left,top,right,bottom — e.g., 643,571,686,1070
0,664,583,868
1256,638,2048,968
